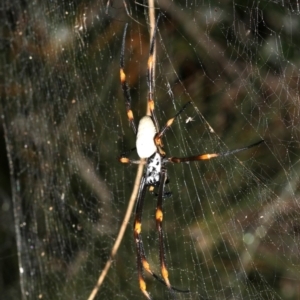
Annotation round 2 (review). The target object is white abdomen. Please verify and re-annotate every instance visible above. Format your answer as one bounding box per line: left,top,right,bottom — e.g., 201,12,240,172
136,116,157,158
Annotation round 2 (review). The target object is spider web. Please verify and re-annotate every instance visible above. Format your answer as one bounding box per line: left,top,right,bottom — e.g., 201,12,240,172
1,0,299,299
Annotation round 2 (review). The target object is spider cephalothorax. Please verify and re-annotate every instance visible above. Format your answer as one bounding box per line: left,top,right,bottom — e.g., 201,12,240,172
145,152,161,186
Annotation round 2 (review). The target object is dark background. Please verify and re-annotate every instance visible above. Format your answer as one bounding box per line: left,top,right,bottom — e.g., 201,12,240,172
1,0,299,299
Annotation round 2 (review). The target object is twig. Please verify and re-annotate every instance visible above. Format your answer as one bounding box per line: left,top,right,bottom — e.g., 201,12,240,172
87,160,145,300
87,3,157,299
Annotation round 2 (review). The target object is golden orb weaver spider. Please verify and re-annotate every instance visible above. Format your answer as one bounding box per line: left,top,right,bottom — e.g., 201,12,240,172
119,21,264,300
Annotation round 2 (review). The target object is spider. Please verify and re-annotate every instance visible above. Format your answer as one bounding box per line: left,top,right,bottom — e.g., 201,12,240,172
119,22,264,300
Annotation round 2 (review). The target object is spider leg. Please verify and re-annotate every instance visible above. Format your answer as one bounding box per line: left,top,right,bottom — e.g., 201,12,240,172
134,176,169,299
120,23,137,135
119,147,143,164
134,172,188,299
147,15,160,130
167,140,264,163
119,157,144,164
155,166,190,294
155,101,192,144
134,176,152,299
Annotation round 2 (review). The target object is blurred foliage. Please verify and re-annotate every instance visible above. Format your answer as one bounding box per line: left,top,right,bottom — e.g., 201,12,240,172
1,0,300,299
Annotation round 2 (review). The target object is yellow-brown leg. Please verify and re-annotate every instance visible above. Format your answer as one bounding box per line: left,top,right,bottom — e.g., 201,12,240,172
146,27,159,131
120,23,137,134
133,176,152,299
167,140,264,163
154,101,191,146
155,166,190,294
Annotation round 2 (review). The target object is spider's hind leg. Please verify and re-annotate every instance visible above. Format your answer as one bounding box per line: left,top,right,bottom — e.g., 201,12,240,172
155,166,190,295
